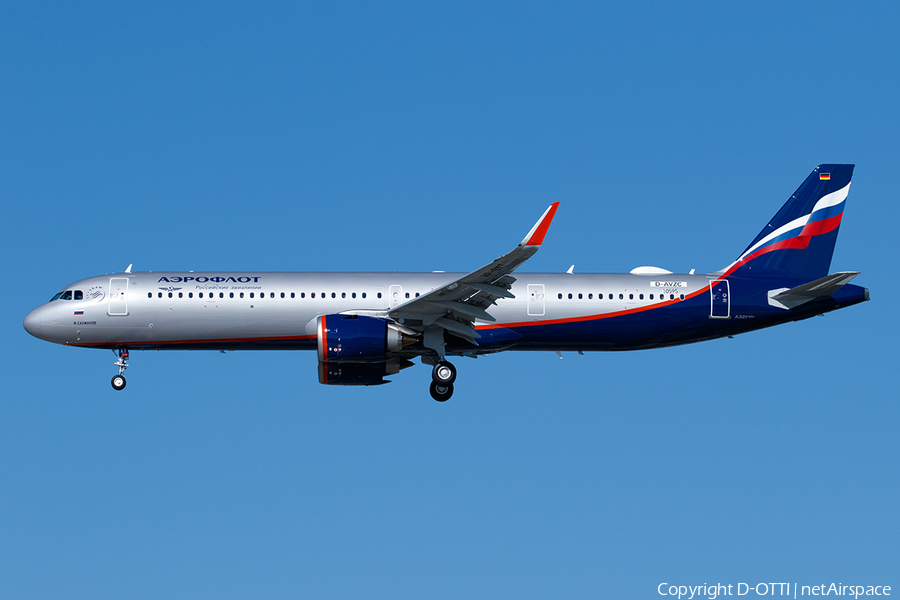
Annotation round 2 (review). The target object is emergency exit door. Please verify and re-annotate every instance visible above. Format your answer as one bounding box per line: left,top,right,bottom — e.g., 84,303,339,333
527,284,545,316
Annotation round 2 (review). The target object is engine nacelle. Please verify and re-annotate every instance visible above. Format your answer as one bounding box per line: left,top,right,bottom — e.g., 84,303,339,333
316,314,410,363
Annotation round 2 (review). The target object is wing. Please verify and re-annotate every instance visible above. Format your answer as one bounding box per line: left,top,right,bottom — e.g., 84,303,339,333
387,203,560,356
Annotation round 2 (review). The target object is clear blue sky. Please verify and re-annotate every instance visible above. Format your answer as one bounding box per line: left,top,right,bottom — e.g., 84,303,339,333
1,2,897,598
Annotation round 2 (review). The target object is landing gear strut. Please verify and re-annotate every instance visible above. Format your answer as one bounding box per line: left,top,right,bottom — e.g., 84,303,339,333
111,349,129,390
430,360,456,401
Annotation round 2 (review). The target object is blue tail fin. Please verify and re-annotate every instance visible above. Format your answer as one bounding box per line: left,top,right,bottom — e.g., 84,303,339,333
722,164,854,281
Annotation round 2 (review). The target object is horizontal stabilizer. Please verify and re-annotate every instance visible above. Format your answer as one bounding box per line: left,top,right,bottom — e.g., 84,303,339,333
768,271,860,310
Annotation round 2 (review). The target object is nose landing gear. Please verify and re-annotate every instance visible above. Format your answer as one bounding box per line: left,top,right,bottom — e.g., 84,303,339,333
430,360,456,401
111,349,129,390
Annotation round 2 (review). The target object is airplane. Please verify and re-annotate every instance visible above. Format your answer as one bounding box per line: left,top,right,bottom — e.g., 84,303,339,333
23,164,868,401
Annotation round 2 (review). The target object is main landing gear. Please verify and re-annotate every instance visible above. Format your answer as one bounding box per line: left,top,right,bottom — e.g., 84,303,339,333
429,360,457,402
111,349,129,390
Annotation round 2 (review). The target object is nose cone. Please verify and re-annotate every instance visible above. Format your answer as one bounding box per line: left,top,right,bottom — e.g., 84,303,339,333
23,307,43,338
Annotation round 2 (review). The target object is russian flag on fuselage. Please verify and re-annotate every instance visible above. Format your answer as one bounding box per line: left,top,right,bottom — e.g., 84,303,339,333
724,164,853,281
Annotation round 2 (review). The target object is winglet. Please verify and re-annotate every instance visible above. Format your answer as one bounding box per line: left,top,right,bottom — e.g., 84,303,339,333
521,202,560,247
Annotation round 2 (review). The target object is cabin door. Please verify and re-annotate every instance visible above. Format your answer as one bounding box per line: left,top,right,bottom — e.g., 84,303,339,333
108,278,129,316
710,280,730,319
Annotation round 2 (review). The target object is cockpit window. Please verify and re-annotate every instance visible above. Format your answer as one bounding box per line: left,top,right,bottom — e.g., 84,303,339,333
74,290,83,300
50,292,64,301
59,291,72,300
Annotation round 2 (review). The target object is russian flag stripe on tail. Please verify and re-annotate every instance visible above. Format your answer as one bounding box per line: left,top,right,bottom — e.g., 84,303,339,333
722,164,853,281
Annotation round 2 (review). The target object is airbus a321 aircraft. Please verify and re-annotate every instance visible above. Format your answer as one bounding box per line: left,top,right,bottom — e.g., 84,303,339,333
24,164,868,401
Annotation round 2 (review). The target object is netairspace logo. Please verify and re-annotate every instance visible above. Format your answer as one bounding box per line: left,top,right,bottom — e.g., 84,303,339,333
657,582,891,599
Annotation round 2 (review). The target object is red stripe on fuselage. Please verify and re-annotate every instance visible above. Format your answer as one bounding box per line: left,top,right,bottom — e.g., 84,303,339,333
477,286,709,330
71,334,316,348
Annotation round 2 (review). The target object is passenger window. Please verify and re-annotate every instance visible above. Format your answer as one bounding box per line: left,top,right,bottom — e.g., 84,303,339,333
230,292,234,298
159,292,163,298
639,294,644,300
342,292,346,298
74,290,83,300
558,293,562,299
271,292,275,298
291,292,295,298
179,292,183,298
300,292,305,298
619,294,623,300
331,292,336,298
405,292,410,298
567,293,572,299
352,292,356,299
680,294,684,300
240,292,244,298
377,292,382,299
650,294,654,300
219,292,224,298
415,292,420,297
250,292,254,298
578,293,583,299
362,292,367,299
281,292,285,298
147,292,152,299
588,293,593,299
608,294,613,300
189,292,193,298
629,294,633,300
168,292,173,298
670,294,674,300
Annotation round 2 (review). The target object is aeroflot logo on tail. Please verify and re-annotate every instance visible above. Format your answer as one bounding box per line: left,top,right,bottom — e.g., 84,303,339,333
158,276,262,283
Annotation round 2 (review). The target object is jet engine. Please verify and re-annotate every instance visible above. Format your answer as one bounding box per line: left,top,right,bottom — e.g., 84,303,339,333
316,314,414,363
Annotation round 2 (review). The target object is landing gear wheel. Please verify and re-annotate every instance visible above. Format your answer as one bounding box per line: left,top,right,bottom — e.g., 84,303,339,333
112,348,130,391
430,382,453,402
432,361,457,385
